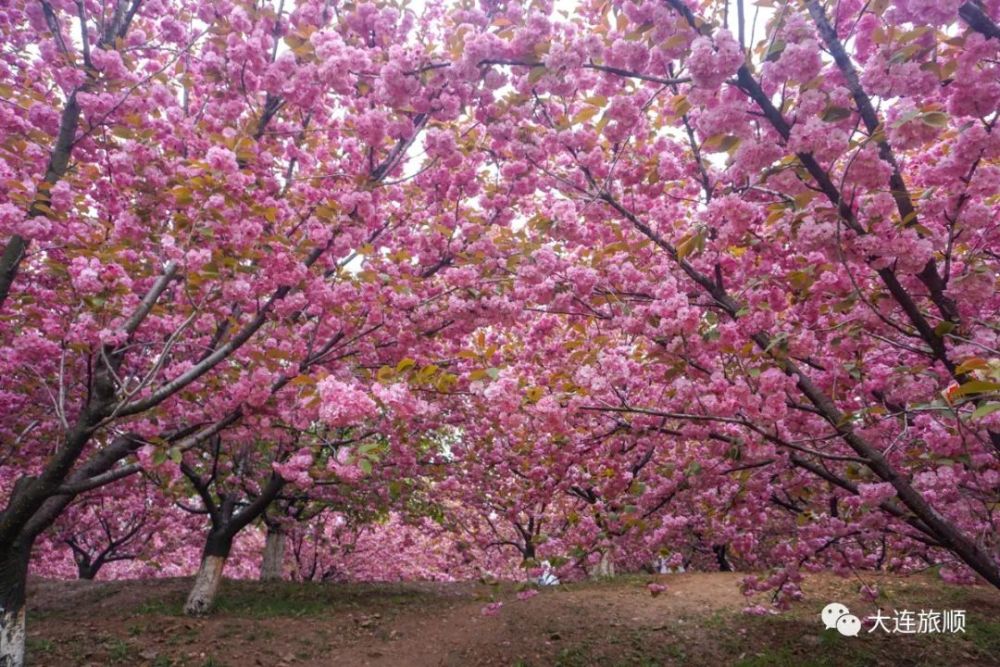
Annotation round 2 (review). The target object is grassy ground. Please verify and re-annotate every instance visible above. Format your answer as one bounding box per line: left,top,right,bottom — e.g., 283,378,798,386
25,571,1000,666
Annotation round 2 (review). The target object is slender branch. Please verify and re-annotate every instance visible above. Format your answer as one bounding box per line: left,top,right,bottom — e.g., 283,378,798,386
122,262,179,336
960,1,1000,39
54,463,141,495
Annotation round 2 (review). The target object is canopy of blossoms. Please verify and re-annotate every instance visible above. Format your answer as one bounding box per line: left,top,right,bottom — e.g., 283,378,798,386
1,0,999,664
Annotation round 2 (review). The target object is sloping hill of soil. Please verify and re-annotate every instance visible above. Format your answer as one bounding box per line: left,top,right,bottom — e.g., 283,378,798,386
25,571,1000,666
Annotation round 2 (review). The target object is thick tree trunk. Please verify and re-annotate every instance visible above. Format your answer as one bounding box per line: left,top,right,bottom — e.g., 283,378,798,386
713,545,732,572
184,533,232,616
0,540,31,667
0,608,24,667
0,235,28,313
259,526,286,582
520,540,536,566
72,551,98,580
185,555,226,616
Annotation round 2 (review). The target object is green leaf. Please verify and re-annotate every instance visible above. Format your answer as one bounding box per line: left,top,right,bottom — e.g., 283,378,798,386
702,134,741,152
891,108,922,128
821,106,852,122
527,66,546,84
971,403,1000,420
572,106,601,125
953,380,1000,398
934,320,956,336
415,364,439,382
921,111,948,127
672,95,692,117
359,442,381,456
676,229,705,259
765,40,786,62
955,358,988,375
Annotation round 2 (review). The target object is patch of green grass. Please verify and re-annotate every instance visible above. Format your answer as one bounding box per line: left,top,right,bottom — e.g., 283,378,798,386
132,580,427,618
25,637,53,654
558,574,652,592
732,640,871,667
963,616,1000,655
703,610,732,629
654,639,686,662
137,595,185,615
548,629,686,667
633,659,661,667
132,579,438,619
210,591,327,618
202,581,427,618
35,582,125,620
621,639,685,665
734,646,804,667
726,612,995,667
554,643,595,667
162,624,200,647
107,638,131,663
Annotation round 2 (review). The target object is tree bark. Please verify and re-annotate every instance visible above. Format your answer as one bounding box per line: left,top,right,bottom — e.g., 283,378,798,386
77,562,98,580
0,236,27,313
0,88,84,311
0,540,31,667
713,545,732,572
184,532,232,616
259,525,286,582
590,548,616,579
960,1,1000,40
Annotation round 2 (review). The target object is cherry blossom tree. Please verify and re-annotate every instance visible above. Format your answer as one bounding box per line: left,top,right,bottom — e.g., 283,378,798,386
3,0,1000,664
448,0,1000,595
0,0,483,659
43,475,166,580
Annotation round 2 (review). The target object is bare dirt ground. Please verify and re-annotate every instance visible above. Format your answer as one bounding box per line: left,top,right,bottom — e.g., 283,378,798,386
24,571,1000,666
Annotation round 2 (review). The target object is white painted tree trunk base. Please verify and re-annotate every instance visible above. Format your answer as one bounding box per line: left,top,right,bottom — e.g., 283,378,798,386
184,555,226,616
0,606,26,667
591,551,616,579
260,530,286,581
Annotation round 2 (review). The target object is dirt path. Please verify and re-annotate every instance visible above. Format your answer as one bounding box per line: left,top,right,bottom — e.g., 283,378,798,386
25,572,1000,666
